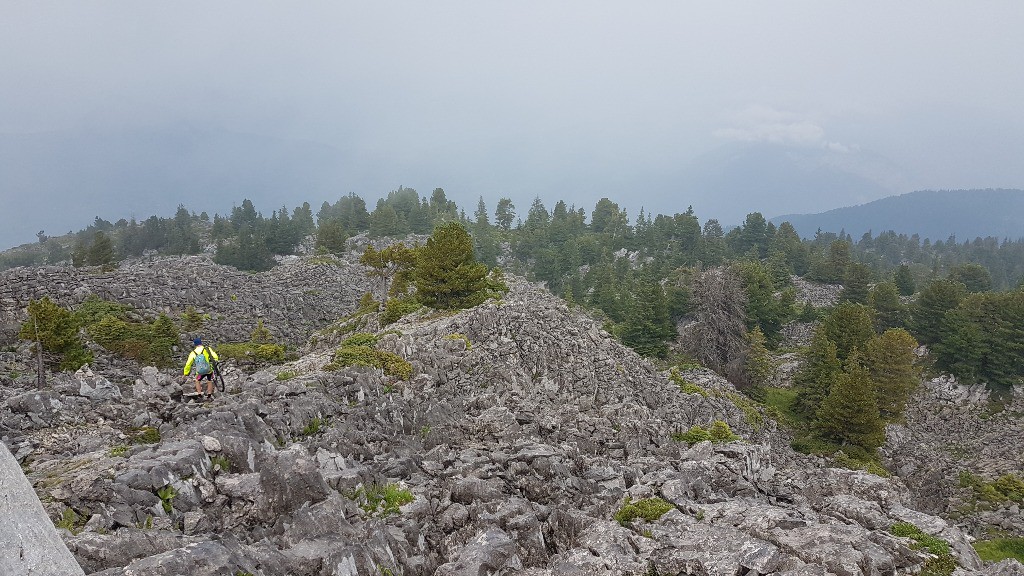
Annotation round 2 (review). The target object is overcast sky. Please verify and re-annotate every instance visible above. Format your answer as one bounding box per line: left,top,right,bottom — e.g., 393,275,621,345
2,2,1024,248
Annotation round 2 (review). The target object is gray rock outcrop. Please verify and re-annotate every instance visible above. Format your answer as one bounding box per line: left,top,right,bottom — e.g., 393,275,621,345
0,442,85,576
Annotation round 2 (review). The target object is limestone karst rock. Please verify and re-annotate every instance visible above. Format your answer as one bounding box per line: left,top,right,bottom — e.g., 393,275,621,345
0,254,1021,575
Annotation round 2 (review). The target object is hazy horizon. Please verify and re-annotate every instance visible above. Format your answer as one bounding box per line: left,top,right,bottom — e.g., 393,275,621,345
3,2,1024,249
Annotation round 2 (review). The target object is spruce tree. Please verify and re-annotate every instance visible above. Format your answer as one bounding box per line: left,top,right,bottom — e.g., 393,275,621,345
815,351,885,453
414,222,488,310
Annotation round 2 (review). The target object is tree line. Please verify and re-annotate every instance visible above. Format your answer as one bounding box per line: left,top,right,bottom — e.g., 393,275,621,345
8,188,1024,392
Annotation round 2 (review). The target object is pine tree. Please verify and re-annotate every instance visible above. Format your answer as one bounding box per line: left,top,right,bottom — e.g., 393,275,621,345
893,264,916,296
822,302,875,361
911,279,967,345
414,222,489,310
869,282,906,331
839,262,872,304
815,351,885,452
620,270,673,358
792,326,842,420
744,326,777,392
18,297,92,371
863,329,920,420
87,231,116,266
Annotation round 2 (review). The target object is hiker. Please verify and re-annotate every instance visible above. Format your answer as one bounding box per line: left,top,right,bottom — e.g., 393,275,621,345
183,337,220,398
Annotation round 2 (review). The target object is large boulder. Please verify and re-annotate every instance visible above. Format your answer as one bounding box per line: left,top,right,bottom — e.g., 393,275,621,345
0,442,85,576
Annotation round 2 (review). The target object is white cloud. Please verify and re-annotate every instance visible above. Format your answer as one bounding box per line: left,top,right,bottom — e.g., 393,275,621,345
714,105,852,152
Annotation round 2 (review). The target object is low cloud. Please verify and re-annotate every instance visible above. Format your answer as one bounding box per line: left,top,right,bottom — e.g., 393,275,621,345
714,105,853,152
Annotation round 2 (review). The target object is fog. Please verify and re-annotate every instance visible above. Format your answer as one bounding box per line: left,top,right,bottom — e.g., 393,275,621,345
2,1,1024,248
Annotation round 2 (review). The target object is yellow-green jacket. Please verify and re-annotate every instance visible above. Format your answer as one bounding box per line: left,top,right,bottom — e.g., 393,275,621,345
183,345,220,375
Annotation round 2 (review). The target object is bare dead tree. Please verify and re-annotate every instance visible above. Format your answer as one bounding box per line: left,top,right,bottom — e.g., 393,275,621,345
686,266,748,376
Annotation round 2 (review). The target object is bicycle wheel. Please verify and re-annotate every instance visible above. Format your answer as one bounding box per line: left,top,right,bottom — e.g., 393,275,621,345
213,363,225,392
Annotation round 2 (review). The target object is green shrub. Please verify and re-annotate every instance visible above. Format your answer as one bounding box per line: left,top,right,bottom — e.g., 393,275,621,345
55,507,86,534
132,426,161,445
960,470,1024,504
708,420,740,442
445,333,472,349
180,306,205,331
275,370,298,381
672,420,739,445
343,332,379,347
299,417,327,437
326,345,413,380
210,455,231,473
668,368,708,397
349,483,414,516
217,342,286,365
157,485,177,514
381,297,421,326
108,444,130,457
614,497,674,526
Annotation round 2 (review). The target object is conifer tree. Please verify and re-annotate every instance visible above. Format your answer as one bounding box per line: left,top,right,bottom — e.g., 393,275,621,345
414,222,488,310
744,326,777,392
823,302,875,361
893,264,916,296
863,328,919,420
620,269,673,358
839,262,872,304
911,278,967,345
792,326,842,420
815,351,885,453
87,231,116,266
869,281,906,331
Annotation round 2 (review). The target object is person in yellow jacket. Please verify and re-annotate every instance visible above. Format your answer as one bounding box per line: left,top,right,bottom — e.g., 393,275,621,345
183,337,220,398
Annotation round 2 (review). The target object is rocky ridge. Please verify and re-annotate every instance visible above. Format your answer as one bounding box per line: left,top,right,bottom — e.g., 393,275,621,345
0,256,1022,575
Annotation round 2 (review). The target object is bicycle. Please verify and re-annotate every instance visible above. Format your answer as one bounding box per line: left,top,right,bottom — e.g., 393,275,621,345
212,360,225,393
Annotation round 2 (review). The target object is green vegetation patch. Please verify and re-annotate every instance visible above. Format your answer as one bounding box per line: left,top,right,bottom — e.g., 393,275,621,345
108,444,130,457
890,522,956,576
614,497,674,526
157,485,177,514
725,391,766,431
217,342,286,365
444,333,472,349
973,537,1024,564
326,344,412,380
132,426,161,445
672,420,740,445
762,386,802,428
348,483,414,517
668,368,708,397
959,471,1024,506
55,507,87,534
381,297,422,326
342,332,379,347
299,417,328,437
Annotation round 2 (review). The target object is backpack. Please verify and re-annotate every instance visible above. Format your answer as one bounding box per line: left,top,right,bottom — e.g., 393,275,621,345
193,348,213,375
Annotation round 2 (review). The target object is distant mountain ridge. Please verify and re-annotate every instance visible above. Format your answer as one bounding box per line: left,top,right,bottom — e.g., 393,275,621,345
771,189,1024,241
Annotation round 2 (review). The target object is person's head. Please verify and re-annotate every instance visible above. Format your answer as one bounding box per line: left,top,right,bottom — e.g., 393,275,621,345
193,337,202,346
